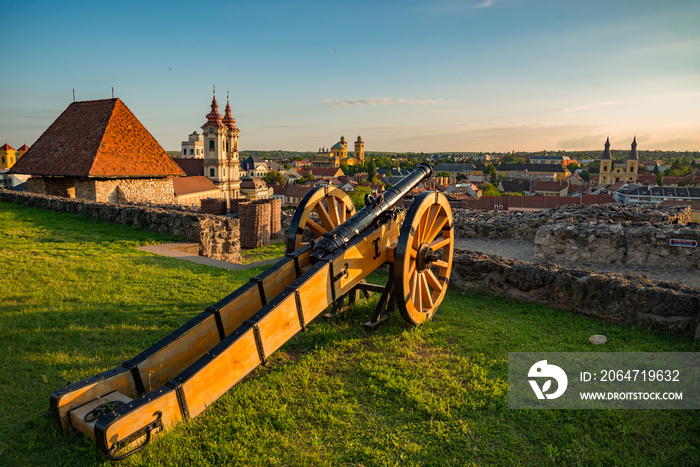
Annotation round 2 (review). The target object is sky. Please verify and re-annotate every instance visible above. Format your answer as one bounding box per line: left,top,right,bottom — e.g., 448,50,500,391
1,0,699,153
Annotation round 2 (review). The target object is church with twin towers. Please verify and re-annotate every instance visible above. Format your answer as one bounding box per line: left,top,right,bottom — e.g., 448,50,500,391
200,89,242,200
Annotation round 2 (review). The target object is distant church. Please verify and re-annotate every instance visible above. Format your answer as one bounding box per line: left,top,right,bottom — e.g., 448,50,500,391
598,137,639,185
311,136,364,168
200,90,242,200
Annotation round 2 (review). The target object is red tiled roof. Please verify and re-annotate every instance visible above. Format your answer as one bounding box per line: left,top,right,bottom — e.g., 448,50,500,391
1,143,15,151
10,98,185,178
172,176,218,196
607,181,626,192
18,144,30,151
174,158,204,176
283,185,315,198
531,180,568,192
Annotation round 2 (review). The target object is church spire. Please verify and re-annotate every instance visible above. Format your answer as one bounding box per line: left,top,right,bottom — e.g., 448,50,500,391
628,136,638,160
222,92,238,130
601,137,612,160
204,88,224,127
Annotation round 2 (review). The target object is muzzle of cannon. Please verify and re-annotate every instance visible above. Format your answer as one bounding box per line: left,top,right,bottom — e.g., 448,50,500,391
49,163,454,460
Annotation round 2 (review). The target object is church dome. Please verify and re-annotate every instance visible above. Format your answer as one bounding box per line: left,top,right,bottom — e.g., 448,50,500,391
331,142,346,150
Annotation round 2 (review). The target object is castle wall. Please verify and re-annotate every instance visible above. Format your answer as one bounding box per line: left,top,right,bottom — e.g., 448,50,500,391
23,177,175,204
451,249,700,340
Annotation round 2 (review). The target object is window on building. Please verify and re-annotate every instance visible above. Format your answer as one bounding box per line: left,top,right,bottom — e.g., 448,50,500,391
210,168,215,177
182,149,186,155
1,157,4,163
223,169,226,177
209,140,215,151
190,149,194,155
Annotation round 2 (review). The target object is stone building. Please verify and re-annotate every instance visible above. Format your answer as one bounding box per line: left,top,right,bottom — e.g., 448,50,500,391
311,136,365,168
201,91,242,201
598,137,639,186
10,98,184,204
179,131,204,158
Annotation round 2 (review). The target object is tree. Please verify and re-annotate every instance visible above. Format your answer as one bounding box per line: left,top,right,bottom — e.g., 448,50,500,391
656,173,664,186
367,160,377,183
348,186,372,211
580,169,591,181
481,183,500,197
436,171,450,178
263,171,285,186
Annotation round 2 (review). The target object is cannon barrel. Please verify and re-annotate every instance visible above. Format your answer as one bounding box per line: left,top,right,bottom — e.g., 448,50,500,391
309,162,433,263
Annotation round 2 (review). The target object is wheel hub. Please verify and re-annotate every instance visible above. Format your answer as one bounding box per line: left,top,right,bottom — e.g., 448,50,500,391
416,242,438,271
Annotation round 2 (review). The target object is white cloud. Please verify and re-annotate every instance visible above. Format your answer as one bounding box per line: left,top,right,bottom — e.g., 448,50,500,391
561,101,618,113
409,0,500,13
323,97,446,108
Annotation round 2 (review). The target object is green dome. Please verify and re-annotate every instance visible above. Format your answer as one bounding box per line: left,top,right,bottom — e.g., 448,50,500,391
331,142,346,150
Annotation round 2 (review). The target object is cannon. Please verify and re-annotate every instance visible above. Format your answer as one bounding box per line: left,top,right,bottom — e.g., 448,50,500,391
49,162,454,460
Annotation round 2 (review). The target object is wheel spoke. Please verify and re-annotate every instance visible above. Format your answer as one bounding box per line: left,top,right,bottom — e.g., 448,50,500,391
420,273,434,309
425,269,443,292
315,202,335,231
408,246,417,259
413,270,422,313
430,237,451,251
422,206,439,243
425,212,448,244
407,257,416,282
433,259,449,269
327,196,341,227
305,218,327,236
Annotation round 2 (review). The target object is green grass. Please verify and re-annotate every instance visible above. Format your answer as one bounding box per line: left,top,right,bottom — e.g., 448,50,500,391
239,242,286,264
0,201,698,466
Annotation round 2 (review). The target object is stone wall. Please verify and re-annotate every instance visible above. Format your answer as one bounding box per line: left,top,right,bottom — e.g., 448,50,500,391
454,204,693,240
451,249,700,340
0,189,240,262
23,177,174,204
535,223,700,269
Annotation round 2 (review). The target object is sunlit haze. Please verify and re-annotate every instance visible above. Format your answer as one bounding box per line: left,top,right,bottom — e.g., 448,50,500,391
1,0,698,153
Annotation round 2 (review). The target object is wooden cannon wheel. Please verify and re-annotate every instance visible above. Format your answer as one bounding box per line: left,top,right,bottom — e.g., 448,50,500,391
286,186,356,254
394,191,454,325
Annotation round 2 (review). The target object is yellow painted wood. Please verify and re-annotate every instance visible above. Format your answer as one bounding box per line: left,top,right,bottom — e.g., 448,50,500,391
69,391,132,439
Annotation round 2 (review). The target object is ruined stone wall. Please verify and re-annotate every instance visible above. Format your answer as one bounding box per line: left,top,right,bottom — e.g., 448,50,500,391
535,223,700,269
451,249,700,340
454,204,693,240
0,189,240,262
23,177,174,204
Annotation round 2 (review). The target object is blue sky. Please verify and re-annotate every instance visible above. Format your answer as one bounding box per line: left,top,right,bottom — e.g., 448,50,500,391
1,0,698,153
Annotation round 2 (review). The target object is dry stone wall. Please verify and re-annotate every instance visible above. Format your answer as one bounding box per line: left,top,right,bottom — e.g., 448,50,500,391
535,223,700,269
454,204,693,240
451,249,700,340
454,203,698,268
0,189,240,262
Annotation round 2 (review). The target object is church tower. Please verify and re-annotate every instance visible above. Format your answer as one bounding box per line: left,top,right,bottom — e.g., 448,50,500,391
354,136,364,165
599,137,613,185
202,89,240,201
222,93,241,199
626,137,638,183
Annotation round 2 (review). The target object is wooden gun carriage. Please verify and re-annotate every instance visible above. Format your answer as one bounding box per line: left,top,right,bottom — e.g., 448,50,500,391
49,162,454,460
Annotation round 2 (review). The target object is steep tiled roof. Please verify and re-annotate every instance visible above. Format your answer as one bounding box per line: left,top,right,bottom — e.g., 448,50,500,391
497,163,568,173
1,143,15,151
174,158,204,176
433,163,475,172
172,176,218,196
532,180,568,192
10,98,185,178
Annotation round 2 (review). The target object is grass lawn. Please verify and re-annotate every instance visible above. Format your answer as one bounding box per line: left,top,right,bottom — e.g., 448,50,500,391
0,201,698,466
239,242,286,264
